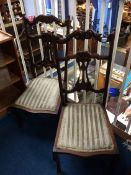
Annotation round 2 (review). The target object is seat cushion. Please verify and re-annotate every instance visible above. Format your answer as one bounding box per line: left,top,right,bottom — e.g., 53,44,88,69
14,77,60,114
56,103,115,152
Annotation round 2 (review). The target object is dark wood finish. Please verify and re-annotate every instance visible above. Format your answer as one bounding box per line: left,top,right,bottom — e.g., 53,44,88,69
77,0,86,5
53,152,62,174
128,170,131,175
0,30,12,43
23,44,40,59
0,71,20,90
112,125,131,140
23,15,71,28
0,55,15,67
0,0,23,37
55,29,115,107
23,15,71,78
0,31,25,117
0,0,23,24
0,0,18,5
11,17,71,126
53,29,118,174
25,33,62,77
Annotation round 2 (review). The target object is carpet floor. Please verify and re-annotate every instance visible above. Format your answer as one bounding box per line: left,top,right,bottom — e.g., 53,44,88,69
0,112,131,175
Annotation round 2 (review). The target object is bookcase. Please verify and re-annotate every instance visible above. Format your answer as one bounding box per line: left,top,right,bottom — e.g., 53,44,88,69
0,30,25,117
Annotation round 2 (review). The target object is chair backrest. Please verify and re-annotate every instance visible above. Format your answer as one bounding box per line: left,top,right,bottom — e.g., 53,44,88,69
23,15,71,78
55,29,115,107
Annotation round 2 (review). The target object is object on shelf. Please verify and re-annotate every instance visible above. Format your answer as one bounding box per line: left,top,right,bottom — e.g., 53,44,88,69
0,0,23,36
0,0,23,24
99,62,126,88
109,87,119,97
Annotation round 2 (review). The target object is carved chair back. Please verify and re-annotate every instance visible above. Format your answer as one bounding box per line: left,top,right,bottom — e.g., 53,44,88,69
23,15,71,78
56,30,115,107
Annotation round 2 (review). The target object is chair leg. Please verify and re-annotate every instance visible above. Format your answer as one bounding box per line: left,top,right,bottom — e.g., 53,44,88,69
11,108,25,128
53,152,62,175
109,154,120,175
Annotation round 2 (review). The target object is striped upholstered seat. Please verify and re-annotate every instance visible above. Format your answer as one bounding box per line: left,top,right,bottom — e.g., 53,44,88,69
53,30,118,175
14,77,60,114
56,103,115,153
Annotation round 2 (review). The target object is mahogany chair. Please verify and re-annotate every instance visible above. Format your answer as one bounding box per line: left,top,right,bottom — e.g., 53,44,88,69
53,30,119,174
22,14,71,77
13,15,70,124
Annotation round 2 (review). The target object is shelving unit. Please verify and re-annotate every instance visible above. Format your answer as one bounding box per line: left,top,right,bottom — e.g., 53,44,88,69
0,55,15,67
76,1,93,30
0,0,23,24
0,30,25,117
0,0,23,36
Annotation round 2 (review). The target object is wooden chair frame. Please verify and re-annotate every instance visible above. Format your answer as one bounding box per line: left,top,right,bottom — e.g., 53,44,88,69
23,14,71,78
52,29,119,175
12,15,71,126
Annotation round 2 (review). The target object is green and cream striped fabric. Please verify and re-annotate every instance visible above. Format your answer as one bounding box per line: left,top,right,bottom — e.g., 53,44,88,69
57,103,114,152
14,77,60,114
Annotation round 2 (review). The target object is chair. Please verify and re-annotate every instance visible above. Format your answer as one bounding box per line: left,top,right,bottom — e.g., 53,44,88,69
12,15,71,125
53,30,118,174
22,14,71,76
